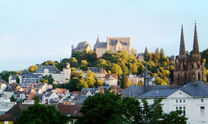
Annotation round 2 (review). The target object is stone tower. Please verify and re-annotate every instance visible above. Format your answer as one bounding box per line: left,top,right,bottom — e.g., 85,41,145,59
173,24,205,85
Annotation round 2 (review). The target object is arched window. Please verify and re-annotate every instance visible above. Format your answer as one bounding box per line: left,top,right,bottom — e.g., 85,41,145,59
178,73,180,84
198,72,201,80
184,73,187,81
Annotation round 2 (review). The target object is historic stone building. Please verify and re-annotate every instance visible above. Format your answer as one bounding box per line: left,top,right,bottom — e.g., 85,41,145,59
72,41,92,52
173,24,205,85
94,36,131,57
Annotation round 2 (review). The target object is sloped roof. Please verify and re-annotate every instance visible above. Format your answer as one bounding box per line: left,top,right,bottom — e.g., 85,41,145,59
56,104,82,117
36,65,59,74
122,85,144,98
95,42,107,48
179,81,208,97
0,104,31,122
138,81,208,99
88,67,106,74
75,41,91,51
138,89,177,98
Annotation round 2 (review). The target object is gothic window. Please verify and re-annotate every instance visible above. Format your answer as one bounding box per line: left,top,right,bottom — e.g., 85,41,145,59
198,72,201,80
178,73,180,84
184,73,186,80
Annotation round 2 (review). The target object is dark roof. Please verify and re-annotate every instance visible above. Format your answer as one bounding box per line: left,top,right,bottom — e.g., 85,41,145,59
0,104,31,122
0,78,6,83
122,85,144,98
36,65,59,74
0,114,13,121
75,41,91,51
179,81,208,97
56,104,82,117
88,67,106,74
95,42,107,48
138,89,177,98
138,81,208,98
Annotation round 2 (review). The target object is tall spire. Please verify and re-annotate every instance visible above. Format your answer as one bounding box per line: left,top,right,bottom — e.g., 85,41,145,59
192,23,199,53
179,25,186,56
96,35,100,42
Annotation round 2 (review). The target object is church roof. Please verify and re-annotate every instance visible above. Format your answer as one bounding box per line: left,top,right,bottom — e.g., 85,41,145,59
94,42,107,48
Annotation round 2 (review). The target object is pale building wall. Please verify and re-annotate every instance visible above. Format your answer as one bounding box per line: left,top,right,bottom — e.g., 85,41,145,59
139,91,208,124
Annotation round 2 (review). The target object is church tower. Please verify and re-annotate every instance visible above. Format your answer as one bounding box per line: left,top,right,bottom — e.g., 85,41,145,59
173,24,205,85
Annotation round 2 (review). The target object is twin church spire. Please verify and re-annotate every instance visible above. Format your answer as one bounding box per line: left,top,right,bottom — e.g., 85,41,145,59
179,23,199,58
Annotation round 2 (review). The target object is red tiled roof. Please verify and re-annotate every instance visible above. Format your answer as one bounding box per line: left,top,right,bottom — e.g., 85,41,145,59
105,74,118,80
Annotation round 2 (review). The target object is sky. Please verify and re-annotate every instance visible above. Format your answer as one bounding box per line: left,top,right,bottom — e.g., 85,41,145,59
0,0,208,72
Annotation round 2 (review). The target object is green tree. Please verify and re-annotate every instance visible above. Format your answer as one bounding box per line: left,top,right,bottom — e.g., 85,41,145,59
10,95,16,102
0,71,18,83
76,92,187,124
42,60,56,65
111,63,123,76
76,92,123,124
201,49,208,69
28,65,38,72
41,75,54,85
19,104,68,124
16,76,20,83
33,95,40,104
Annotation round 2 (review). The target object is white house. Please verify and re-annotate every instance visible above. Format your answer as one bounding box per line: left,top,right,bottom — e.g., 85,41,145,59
104,74,118,86
42,92,59,104
138,81,208,124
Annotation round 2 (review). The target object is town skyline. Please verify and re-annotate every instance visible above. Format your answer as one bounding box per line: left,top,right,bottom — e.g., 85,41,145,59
0,0,208,71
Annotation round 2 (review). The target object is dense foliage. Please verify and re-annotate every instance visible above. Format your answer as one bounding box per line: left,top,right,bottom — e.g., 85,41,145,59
56,49,175,91
19,103,68,124
76,91,187,124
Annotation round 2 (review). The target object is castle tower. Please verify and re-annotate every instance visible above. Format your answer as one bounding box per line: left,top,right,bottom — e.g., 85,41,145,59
173,24,205,86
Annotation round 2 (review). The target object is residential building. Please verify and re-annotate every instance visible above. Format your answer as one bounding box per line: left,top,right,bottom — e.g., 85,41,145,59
138,81,208,124
19,63,71,85
104,74,118,86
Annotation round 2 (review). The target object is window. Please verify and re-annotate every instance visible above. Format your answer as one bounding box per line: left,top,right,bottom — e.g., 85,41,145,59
180,99,182,103
200,106,205,116
180,107,182,110
201,99,204,102
176,99,178,103
183,107,186,115
183,99,185,103
176,107,178,110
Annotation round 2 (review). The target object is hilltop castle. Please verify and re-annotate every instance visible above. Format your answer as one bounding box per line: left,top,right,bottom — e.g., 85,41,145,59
173,24,205,85
72,36,131,58
94,36,131,57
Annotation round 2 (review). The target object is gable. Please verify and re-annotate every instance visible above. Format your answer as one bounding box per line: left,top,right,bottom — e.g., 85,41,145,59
168,90,192,98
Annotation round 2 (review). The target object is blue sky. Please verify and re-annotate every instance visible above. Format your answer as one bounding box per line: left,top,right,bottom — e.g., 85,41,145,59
0,0,208,71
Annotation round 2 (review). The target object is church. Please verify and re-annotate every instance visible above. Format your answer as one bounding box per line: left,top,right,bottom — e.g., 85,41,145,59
173,23,205,85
